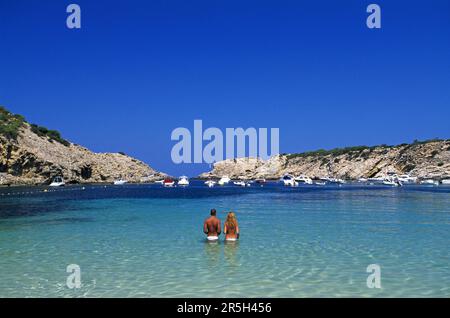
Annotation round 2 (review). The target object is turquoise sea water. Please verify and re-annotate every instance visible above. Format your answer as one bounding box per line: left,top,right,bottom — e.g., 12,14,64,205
0,182,449,297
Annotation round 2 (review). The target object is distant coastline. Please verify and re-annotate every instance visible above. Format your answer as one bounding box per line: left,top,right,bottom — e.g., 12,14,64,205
2,106,449,186
0,106,166,186
199,139,450,182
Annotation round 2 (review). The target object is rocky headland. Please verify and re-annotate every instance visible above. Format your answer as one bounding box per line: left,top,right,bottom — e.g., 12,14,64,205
0,106,166,185
199,140,450,181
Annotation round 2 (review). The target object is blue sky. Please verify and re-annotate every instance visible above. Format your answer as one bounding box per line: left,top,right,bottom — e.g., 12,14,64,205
0,0,449,176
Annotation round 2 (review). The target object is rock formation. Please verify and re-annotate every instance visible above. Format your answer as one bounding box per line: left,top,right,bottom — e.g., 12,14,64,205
0,107,166,185
199,140,450,181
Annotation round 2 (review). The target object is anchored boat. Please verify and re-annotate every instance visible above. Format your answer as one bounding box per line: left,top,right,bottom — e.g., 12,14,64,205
218,176,231,186
177,176,190,186
281,174,297,187
163,178,175,187
49,176,65,187
113,179,127,185
294,175,313,184
205,180,216,187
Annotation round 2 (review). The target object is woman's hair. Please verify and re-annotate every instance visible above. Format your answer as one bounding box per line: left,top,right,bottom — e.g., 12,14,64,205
225,212,238,230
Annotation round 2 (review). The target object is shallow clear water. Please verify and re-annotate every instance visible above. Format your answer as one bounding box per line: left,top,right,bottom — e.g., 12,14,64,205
0,182,449,297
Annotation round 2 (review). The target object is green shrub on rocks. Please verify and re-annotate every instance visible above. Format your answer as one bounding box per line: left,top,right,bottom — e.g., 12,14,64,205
30,124,70,146
0,106,25,140
0,106,70,146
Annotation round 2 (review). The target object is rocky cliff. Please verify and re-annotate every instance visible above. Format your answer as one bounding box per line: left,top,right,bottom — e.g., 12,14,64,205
199,140,450,181
0,107,166,185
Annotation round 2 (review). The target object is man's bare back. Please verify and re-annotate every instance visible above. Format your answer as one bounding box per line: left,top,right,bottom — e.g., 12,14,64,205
204,209,221,238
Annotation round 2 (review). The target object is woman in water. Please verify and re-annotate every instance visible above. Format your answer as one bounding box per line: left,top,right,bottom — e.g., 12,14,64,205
224,212,239,241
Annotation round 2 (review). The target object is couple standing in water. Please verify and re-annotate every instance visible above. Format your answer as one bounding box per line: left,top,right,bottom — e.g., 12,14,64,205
203,209,239,242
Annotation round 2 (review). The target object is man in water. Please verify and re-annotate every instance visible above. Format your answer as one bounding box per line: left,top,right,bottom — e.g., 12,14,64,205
203,209,221,241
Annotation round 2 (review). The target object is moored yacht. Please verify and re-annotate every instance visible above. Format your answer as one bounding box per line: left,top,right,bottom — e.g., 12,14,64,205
397,174,417,184
113,179,127,185
294,175,313,184
49,176,65,187
367,176,385,183
328,178,346,184
420,179,439,186
281,174,297,187
218,176,231,186
177,176,189,186
234,181,251,187
205,180,216,187
382,176,402,187
163,177,175,187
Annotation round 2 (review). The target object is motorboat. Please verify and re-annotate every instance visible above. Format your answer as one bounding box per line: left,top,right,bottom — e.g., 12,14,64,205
218,176,231,186
382,180,401,187
333,178,345,184
154,179,164,184
420,179,439,186
281,174,297,187
441,179,450,185
177,176,189,186
255,178,266,184
382,176,402,187
163,178,175,187
397,174,417,184
234,181,251,187
205,180,216,187
113,179,127,185
49,176,65,187
367,177,385,184
294,175,313,184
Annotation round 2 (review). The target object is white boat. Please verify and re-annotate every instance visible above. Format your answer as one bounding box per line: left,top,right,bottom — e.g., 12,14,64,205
441,179,450,185
397,174,417,184
49,176,65,187
358,178,368,183
255,178,266,184
163,178,175,187
154,179,164,184
328,178,346,184
281,174,297,187
177,176,189,186
294,175,313,184
382,180,401,187
382,176,402,187
113,179,127,185
367,177,385,183
314,181,326,186
420,179,439,186
218,176,231,186
205,180,216,187
233,181,251,187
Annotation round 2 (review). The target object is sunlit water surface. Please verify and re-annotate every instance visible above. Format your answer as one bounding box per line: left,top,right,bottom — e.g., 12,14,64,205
0,182,449,297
